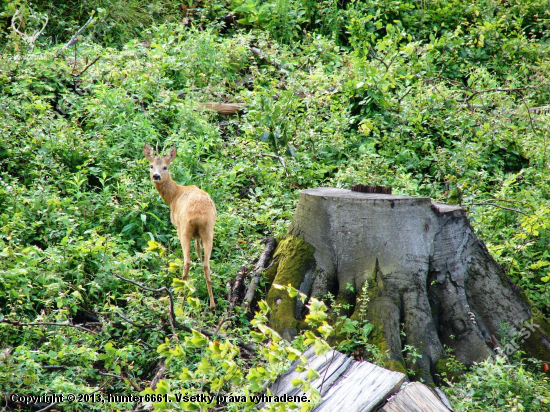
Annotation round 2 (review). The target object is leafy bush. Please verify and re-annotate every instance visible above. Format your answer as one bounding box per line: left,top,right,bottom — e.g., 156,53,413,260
443,356,550,411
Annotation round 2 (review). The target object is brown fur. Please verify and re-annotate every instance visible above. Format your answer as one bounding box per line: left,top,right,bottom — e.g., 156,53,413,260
144,143,217,308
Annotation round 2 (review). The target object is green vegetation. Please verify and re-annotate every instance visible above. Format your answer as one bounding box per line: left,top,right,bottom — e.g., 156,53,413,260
1,0,549,410
443,355,549,412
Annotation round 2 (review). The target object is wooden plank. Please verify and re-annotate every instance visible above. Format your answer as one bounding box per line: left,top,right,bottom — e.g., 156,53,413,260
316,362,405,412
271,347,354,397
380,382,453,412
266,347,406,412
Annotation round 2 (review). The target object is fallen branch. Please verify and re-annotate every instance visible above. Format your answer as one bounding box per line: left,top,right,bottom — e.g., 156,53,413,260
198,102,247,115
243,237,278,310
251,47,288,75
98,371,121,379
116,310,144,328
150,359,167,390
1,319,93,333
55,14,95,58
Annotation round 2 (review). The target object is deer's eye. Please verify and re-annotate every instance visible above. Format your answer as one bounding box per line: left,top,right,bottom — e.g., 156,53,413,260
163,166,167,170
150,165,153,169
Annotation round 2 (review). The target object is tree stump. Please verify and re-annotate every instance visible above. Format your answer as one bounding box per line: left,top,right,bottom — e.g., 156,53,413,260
265,188,550,382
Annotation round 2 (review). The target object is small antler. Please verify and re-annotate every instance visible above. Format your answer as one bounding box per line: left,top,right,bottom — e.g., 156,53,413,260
161,142,168,157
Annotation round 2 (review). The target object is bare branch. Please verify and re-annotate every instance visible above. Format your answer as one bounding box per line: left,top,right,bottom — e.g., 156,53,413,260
459,84,542,103
1,319,93,333
98,371,121,379
470,202,528,216
55,14,95,58
368,51,390,72
73,54,101,77
36,402,57,412
261,153,288,177
397,86,414,105
116,310,143,328
424,74,466,88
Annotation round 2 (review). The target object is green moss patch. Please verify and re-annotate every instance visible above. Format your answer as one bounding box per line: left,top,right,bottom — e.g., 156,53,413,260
266,236,315,340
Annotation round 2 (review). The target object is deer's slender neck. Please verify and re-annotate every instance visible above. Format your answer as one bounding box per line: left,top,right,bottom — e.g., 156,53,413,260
153,175,181,206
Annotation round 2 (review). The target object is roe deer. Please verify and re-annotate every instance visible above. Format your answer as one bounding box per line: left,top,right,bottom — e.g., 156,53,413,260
144,143,217,308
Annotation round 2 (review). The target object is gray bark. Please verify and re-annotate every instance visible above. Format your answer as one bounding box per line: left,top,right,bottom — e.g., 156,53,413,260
268,188,550,382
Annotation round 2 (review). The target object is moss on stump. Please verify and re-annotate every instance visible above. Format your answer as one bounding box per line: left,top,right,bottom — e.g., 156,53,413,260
266,236,314,341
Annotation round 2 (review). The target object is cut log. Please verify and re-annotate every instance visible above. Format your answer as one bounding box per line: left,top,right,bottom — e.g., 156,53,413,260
380,382,451,412
265,346,406,412
198,102,247,115
265,188,550,383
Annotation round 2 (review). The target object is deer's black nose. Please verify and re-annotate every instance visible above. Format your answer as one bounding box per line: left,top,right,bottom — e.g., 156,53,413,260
153,174,161,181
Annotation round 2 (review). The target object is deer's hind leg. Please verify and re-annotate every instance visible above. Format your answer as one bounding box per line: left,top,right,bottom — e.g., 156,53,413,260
200,232,215,309
178,229,192,281
195,238,202,262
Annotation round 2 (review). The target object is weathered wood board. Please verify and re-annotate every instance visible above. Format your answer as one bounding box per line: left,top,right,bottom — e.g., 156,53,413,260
198,102,247,114
267,347,406,412
380,382,453,412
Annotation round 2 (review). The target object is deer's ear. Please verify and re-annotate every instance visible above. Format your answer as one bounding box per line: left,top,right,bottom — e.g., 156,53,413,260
166,146,177,164
144,143,155,161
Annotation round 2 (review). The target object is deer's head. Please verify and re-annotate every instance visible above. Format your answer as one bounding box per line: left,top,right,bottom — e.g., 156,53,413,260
144,143,177,183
